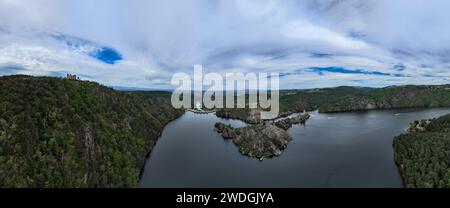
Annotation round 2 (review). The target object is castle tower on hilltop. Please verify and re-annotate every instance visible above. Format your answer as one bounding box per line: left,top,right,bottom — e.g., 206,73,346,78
66,74,79,80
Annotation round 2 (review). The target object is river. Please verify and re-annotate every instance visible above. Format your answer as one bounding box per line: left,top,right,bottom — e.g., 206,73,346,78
139,108,450,188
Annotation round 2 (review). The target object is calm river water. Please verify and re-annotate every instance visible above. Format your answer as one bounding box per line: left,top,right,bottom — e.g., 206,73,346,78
139,108,450,188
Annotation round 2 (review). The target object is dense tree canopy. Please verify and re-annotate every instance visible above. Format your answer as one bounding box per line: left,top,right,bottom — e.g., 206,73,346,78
0,75,183,187
1,75,449,188
394,114,450,188
217,85,450,122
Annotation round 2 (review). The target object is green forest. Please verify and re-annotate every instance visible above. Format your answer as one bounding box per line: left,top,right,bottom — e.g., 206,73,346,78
394,114,450,188
280,85,450,113
0,75,183,188
1,75,449,188
216,85,450,122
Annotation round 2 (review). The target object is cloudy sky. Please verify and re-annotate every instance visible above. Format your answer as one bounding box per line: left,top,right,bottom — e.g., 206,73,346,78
1,0,450,89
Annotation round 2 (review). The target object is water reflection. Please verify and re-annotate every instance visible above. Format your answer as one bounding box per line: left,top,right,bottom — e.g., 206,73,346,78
139,108,450,188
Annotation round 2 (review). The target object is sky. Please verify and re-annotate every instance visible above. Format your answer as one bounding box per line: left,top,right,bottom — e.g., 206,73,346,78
1,0,450,89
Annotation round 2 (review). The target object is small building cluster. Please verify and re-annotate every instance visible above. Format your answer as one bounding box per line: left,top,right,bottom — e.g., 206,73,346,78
66,74,79,80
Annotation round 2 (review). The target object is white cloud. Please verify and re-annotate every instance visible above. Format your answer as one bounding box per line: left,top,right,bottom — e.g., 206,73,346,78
1,0,450,89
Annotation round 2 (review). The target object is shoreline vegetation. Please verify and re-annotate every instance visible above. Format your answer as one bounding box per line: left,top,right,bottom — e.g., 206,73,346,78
394,114,450,188
213,85,450,122
1,75,450,187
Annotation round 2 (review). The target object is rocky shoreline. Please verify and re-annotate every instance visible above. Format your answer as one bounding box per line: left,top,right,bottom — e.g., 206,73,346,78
187,108,215,114
214,112,310,160
274,112,311,130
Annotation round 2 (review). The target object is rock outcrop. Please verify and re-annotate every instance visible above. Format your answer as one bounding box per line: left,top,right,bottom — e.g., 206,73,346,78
214,123,237,139
408,119,432,132
234,124,292,160
274,112,310,130
215,123,292,160
215,108,261,124
214,111,310,160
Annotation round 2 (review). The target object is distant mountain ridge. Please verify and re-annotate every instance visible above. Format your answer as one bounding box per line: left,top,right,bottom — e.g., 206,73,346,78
279,85,450,113
216,85,450,123
317,85,450,113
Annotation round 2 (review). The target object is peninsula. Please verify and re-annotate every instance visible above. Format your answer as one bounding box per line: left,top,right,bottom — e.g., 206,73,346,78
214,112,311,160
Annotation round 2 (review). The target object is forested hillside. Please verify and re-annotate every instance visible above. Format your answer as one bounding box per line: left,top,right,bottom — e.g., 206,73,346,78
394,114,450,188
279,85,450,113
0,75,183,188
319,85,450,113
216,85,450,122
